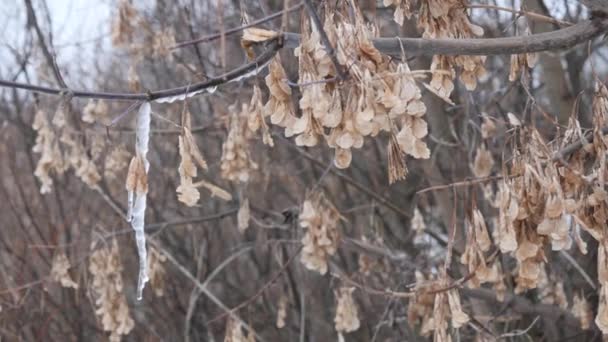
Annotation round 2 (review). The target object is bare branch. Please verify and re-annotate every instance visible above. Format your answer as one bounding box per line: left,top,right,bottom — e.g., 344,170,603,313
24,0,67,88
0,39,282,101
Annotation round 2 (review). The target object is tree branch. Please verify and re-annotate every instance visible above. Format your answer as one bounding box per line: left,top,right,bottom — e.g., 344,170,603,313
0,39,282,101
1,18,605,102
283,18,608,56
24,0,67,88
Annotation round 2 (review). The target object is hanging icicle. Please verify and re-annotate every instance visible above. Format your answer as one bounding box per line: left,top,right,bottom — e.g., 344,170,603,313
125,101,151,300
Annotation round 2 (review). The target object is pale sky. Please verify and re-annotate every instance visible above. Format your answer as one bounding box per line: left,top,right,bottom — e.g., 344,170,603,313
0,0,111,84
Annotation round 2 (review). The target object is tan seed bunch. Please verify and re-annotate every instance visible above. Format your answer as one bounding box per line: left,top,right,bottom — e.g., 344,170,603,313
176,109,208,206
264,57,297,137
152,27,175,58
276,294,288,328
50,251,78,289
472,146,494,178
432,290,450,342
380,62,430,160
300,192,341,274
104,145,131,181
111,0,139,47
221,107,258,183
593,80,608,132
33,97,103,193
237,198,250,233
407,271,437,336
388,131,408,183
82,100,109,125
419,0,486,95
597,285,608,334
224,318,247,342
461,208,493,287
147,246,167,297
537,268,568,309
32,109,66,193
509,25,538,82
447,289,469,328
63,138,102,189
334,287,360,333
247,85,273,146
572,292,593,330
89,240,134,342
411,207,426,234
480,115,497,140
384,0,414,25
126,155,148,196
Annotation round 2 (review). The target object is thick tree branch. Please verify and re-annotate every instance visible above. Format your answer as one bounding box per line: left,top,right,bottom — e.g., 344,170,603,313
283,18,608,56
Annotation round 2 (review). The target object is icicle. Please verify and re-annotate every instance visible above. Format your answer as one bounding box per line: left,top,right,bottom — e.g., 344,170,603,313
128,102,151,300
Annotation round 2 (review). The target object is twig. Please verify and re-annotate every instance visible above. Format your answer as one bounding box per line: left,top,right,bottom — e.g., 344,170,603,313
201,246,254,288
467,4,573,27
205,246,303,325
552,126,608,162
416,175,507,194
24,0,67,88
498,316,540,339
282,138,449,247
330,250,498,298
559,250,597,290
171,2,304,49
299,289,306,342
302,0,347,80
148,239,268,342
184,241,207,342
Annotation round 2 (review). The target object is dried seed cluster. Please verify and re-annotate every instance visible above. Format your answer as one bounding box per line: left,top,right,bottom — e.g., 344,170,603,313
89,240,134,342
50,251,79,289
334,287,360,334
32,98,102,194
221,107,258,183
299,191,341,274
252,5,430,177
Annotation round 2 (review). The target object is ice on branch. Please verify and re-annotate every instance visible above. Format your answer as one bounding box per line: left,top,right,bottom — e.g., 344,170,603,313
125,102,151,300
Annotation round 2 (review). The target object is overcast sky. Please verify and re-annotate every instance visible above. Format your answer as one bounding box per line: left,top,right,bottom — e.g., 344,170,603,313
0,0,111,83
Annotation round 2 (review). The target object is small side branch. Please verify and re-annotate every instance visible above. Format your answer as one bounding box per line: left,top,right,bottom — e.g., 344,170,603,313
24,0,67,88
171,2,304,49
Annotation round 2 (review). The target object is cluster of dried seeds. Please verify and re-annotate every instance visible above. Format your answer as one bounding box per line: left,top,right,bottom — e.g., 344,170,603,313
334,287,360,335
89,240,134,342
417,0,486,96
176,109,208,206
221,106,258,183
299,191,341,274
32,98,103,193
50,251,79,289
253,5,430,176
